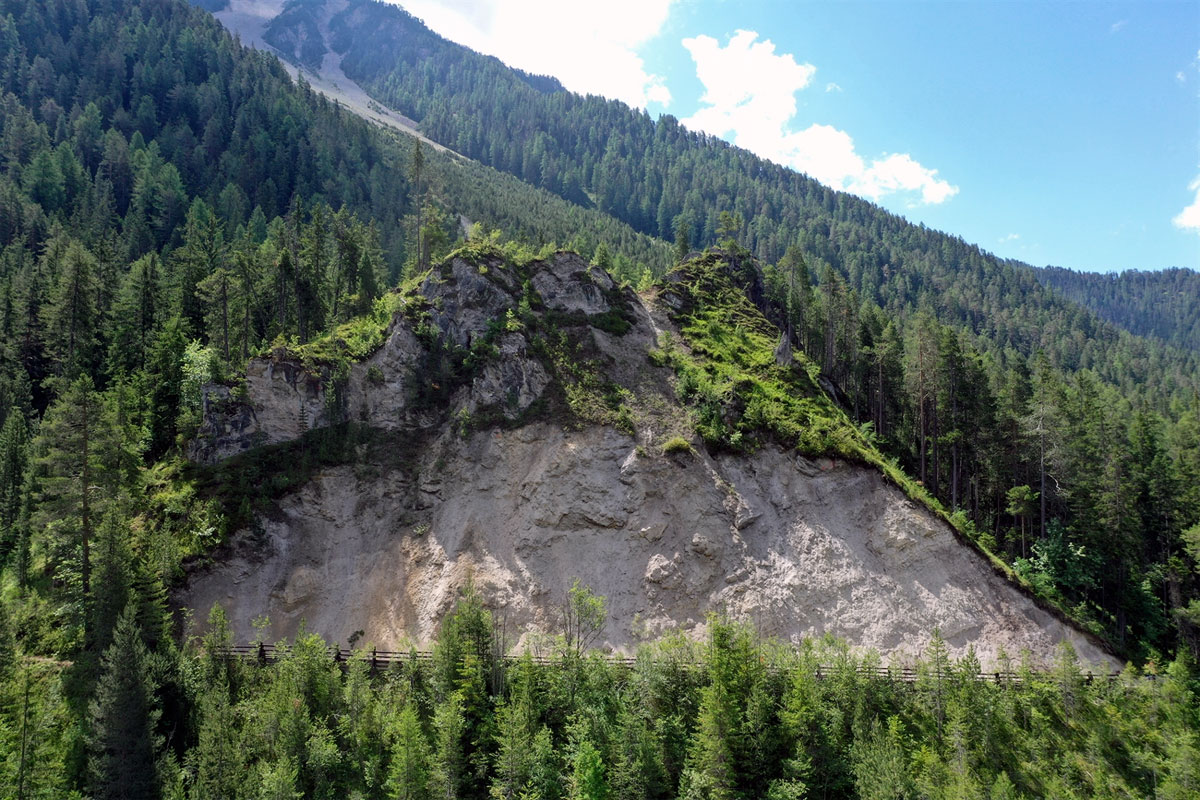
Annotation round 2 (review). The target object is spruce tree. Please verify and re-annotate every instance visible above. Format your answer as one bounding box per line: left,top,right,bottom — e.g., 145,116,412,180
674,217,690,263
88,512,132,655
42,240,100,377
411,141,425,271
387,699,431,800
87,604,162,800
34,374,107,627
430,691,467,800
106,253,163,375
0,408,29,560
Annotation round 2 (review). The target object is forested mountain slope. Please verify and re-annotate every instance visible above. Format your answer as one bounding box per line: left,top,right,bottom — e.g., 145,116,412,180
1034,265,1200,354
0,0,1196,795
295,0,1198,388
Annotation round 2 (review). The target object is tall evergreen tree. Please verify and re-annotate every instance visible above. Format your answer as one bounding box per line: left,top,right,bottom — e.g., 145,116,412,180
42,240,100,377
87,604,162,800
0,409,29,560
34,374,108,630
388,699,431,800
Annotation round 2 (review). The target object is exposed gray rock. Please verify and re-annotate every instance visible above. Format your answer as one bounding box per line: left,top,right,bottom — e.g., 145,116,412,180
189,254,613,463
186,385,265,463
421,256,518,348
458,333,550,420
180,425,1118,669
532,252,614,314
344,323,424,428
187,356,335,464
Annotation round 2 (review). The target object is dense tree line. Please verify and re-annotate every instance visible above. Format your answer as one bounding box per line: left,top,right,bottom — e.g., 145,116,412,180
3,588,1199,799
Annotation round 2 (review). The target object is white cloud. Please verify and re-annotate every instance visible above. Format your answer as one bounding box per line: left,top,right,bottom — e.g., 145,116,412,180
682,31,816,121
1110,20,1128,34
680,31,957,205
1173,176,1200,233
1178,71,1187,83
999,233,1020,243
392,0,674,108
825,82,842,93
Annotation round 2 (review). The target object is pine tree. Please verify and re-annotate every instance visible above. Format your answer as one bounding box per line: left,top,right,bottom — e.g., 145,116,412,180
388,699,431,800
681,684,736,800
0,408,29,560
145,318,186,459
34,374,108,629
198,265,233,363
190,683,242,800
87,604,162,800
430,691,467,800
675,217,691,263
1023,350,1062,540
568,738,607,800
489,692,537,800
42,240,100,377
107,253,163,375
89,512,132,655
175,200,226,336
411,141,426,271
231,240,260,362
850,718,914,800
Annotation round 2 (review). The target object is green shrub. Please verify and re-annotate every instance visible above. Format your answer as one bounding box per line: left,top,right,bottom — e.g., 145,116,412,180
661,436,693,456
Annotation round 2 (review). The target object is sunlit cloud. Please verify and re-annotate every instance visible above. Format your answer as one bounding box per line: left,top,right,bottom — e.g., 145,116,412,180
1172,176,1200,233
393,0,675,108
680,30,957,205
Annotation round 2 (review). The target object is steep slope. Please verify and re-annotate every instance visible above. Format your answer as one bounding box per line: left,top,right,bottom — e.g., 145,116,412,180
181,247,1117,668
212,0,457,153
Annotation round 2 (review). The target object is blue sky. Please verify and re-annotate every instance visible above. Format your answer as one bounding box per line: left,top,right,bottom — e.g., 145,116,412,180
397,0,1199,272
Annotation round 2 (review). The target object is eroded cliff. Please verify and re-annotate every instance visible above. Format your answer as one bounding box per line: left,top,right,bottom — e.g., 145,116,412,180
181,247,1117,668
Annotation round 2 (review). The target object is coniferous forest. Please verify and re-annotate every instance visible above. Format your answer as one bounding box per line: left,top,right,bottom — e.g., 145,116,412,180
0,0,1197,797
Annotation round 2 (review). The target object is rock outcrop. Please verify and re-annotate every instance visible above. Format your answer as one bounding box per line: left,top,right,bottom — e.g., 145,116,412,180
188,251,622,463
181,249,1118,669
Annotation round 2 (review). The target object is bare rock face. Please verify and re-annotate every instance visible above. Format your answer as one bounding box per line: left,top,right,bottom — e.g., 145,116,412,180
187,357,336,464
532,252,616,314
182,250,1118,669
182,422,1117,670
189,252,615,464
187,385,265,464
458,333,550,421
421,255,518,348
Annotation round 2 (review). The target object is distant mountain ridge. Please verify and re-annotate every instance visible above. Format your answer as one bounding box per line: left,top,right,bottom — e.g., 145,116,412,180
1034,265,1200,354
